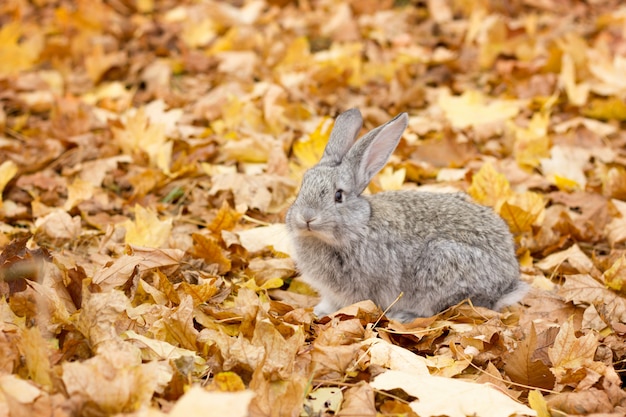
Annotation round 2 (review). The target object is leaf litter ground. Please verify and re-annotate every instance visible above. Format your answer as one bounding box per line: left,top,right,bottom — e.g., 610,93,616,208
1,0,626,416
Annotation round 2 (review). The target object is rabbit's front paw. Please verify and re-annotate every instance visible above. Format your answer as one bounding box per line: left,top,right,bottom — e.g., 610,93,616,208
313,297,337,318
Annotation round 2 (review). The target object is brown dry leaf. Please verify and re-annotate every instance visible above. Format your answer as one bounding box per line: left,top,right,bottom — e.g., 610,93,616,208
152,295,199,351
0,374,43,414
61,340,172,415
190,233,231,275
535,244,601,278
606,199,626,246
503,323,556,390
337,382,376,417
208,172,297,214
547,389,614,415
548,316,603,388
92,248,184,291
559,274,626,325
34,210,82,243
75,290,132,346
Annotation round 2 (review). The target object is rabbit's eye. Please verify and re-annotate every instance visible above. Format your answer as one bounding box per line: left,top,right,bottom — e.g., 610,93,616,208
335,190,343,203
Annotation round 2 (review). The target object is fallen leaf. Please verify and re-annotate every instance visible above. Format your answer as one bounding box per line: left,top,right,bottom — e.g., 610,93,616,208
438,89,523,129
503,323,556,390
468,162,511,210
123,205,173,248
169,386,254,417
62,340,173,415
337,382,375,417
371,370,536,417
0,160,18,209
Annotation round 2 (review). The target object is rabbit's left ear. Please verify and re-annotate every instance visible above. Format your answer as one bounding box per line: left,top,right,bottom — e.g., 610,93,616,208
345,113,408,194
319,108,363,166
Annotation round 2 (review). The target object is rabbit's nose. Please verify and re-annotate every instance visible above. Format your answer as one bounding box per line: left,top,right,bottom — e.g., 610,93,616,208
301,210,316,230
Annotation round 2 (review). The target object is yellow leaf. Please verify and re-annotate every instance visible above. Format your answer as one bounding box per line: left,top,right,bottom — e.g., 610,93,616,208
438,89,522,129
178,281,220,306
124,205,173,248
0,160,18,208
512,111,551,170
468,163,511,210
528,390,551,417
20,327,53,388
518,249,534,268
0,22,42,77
208,201,242,234
548,316,601,385
260,277,284,290
553,174,581,191
378,166,406,191
583,97,626,121
213,372,246,392
63,177,95,211
560,53,589,107
602,256,626,295
181,19,216,48
499,191,545,234
276,36,311,70
113,108,172,174
190,234,231,275
292,117,333,169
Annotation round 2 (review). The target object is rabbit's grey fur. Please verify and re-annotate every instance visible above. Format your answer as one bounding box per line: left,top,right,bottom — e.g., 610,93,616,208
286,109,527,321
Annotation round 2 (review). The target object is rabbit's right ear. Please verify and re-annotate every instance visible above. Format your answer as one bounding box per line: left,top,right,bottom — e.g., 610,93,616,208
345,112,408,194
319,108,363,166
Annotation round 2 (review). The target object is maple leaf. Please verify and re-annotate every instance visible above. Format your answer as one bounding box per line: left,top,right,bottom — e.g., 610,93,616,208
291,116,333,170
503,323,556,390
468,162,511,210
559,274,626,325
123,205,173,248
548,316,603,388
113,108,173,174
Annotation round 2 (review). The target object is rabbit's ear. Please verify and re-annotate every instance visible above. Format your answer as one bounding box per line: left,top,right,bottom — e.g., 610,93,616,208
319,108,363,166
345,113,408,193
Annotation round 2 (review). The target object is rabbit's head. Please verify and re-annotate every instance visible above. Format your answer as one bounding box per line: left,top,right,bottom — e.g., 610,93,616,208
286,109,408,247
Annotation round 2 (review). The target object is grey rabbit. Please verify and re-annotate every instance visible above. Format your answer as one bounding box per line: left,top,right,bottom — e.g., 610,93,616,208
286,108,528,322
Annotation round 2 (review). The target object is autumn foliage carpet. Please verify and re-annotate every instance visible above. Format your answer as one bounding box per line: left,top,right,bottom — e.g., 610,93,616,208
1,0,626,416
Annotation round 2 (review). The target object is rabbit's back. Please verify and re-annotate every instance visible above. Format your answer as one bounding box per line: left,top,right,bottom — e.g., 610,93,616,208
353,191,521,317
